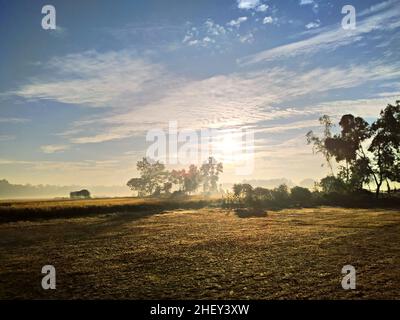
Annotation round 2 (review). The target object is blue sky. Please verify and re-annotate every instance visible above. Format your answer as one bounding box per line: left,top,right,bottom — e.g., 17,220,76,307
0,0,399,186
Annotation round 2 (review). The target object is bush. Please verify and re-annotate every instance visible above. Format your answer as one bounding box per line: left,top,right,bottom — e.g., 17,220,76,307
169,190,188,199
290,186,312,206
271,184,290,206
319,176,347,194
253,187,273,204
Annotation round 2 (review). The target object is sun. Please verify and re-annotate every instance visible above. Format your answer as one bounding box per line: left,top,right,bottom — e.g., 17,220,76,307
212,131,245,163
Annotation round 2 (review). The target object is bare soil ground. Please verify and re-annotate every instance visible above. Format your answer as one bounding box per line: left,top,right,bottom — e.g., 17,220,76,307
0,207,399,299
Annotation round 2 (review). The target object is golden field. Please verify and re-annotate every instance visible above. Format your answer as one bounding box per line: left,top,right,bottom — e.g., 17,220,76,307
0,203,399,299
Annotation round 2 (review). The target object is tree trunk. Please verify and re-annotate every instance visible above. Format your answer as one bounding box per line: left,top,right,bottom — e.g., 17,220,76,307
386,180,391,194
376,182,382,199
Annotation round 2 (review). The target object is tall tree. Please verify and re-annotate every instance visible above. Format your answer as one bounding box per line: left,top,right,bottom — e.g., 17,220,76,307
126,178,147,197
127,157,168,196
308,101,400,198
306,115,334,175
368,101,400,196
169,169,186,191
183,165,202,194
325,114,371,185
200,157,223,193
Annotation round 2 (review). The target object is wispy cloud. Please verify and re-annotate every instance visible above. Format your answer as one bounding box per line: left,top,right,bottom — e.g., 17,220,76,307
16,50,173,108
305,20,321,29
305,96,400,120
10,21,400,148
0,135,15,141
63,60,400,144
237,0,261,10
48,25,68,38
299,0,319,13
183,17,258,48
239,0,400,65
258,119,320,133
256,4,268,12
105,23,184,47
182,19,227,47
263,16,274,24
299,0,315,5
40,144,70,154
0,117,30,123
227,16,248,28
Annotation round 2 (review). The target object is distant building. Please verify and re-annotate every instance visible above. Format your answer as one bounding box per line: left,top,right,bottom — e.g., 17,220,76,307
70,189,91,199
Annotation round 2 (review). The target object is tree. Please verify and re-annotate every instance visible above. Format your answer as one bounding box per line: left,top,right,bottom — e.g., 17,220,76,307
163,182,172,195
325,114,371,184
348,157,373,191
183,165,202,194
233,183,243,198
311,114,373,192
169,169,185,191
168,166,201,195
308,101,400,198
233,183,253,203
368,101,400,196
126,178,147,197
253,187,272,202
127,157,168,196
290,186,312,205
128,157,225,197
306,115,334,175
271,184,289,204
200,157,223,193
319,176,347,194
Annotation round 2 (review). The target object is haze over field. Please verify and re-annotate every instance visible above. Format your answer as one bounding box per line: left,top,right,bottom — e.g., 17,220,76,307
0,178,315,199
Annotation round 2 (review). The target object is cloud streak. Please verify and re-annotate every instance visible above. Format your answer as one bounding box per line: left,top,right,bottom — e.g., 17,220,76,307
11,40,400,148
16,50,174,109
0,117,30,123
40,144,70,154
239,0,400,65
62,60,400,144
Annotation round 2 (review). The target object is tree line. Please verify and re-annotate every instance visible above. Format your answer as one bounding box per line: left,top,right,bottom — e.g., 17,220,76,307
127,157,223,197
224,101,400,210
127,101,399,207
223,183,313,208
307,100,400,198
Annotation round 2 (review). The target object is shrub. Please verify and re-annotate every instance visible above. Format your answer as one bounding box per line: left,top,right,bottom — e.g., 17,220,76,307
319,175,347,194
169,190,187,199
271,184,290,206
290,186,312,206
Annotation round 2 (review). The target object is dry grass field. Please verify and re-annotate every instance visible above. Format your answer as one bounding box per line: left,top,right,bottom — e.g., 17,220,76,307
0,196,214,222
0,204,399,299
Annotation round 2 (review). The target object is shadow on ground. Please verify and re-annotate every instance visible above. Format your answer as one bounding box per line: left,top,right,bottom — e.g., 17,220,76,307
234,208,268,218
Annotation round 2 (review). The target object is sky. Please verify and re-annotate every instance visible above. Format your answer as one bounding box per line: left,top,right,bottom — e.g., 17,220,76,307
0,0,399,187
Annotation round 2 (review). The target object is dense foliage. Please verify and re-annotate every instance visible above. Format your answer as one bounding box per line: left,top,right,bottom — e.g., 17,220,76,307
127,157,223,197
